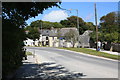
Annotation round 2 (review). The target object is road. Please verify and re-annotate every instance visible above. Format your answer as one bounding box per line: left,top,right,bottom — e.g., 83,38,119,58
26,47,118,78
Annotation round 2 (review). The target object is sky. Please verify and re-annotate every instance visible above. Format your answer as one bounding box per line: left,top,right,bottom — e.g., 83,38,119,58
26,2,118,26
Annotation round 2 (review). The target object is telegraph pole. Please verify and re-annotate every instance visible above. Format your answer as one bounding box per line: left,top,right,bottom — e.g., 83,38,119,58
94,3,98,50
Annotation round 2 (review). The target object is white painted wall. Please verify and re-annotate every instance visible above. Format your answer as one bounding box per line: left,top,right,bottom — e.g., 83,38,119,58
24,38,40,46
49,37,53,47
24,38,34,46
34,40,39,46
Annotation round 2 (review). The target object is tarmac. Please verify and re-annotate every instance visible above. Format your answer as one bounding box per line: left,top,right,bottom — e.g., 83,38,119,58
9,47,119,80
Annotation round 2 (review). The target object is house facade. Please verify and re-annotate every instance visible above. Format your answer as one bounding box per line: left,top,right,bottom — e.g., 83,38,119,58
39,27,79,47
24,27,92,48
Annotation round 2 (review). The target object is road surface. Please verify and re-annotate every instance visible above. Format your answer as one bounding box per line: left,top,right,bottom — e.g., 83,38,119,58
26,47,118,78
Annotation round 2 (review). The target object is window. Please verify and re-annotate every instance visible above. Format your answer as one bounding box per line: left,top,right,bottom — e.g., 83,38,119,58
46,37,48,40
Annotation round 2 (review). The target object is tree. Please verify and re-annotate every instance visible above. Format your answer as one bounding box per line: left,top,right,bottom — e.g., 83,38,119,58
30,20,63,29
85,22,96,31
52,22,63,28
30,20,43,28
99,12,119,43
2,2,60,78
26,26,40,42
64,29,78,47
60,20,70,27
100,12,118,33
60,16,85,28
104,32,119,43
60,16,88,35
90,12,119,43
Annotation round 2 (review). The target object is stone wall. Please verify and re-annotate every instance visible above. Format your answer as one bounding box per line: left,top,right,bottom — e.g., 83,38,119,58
111,43,120,52
90,42,120,52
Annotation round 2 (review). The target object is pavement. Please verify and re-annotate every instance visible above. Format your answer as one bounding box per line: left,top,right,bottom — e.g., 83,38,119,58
12,51,84,80
12,55,40,79
89,48,120,55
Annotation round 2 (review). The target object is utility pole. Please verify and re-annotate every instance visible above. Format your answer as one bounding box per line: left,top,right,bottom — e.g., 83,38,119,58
94,3,98,50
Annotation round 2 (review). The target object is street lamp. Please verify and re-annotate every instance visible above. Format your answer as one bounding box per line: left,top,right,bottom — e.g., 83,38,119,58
60,8,80,47
68,9,79,35
59,7,79,34
66,9,80,48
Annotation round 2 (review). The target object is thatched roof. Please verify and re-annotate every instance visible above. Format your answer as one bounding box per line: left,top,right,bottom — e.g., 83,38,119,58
39,27,78,37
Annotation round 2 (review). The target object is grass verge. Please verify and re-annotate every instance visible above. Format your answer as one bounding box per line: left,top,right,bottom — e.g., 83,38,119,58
59,48,120,60
26,51,33,55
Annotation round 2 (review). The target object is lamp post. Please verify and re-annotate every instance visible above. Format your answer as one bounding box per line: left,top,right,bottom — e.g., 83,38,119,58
66,9,80,48
59,8,79,34
60,8,80,47
68,9,79,35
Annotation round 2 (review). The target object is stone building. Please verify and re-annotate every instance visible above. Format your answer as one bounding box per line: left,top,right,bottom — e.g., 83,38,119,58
24,27,92,48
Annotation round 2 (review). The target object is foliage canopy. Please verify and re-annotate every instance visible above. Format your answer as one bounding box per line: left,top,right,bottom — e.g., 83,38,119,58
30,20,64,29
90,12,119,43
60,16,95,34
2,2,60,77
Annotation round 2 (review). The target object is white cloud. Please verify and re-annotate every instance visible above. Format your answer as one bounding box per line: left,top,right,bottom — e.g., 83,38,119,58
42,10,68,22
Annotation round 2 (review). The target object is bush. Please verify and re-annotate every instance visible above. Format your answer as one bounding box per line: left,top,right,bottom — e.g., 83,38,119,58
2,19,26,77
